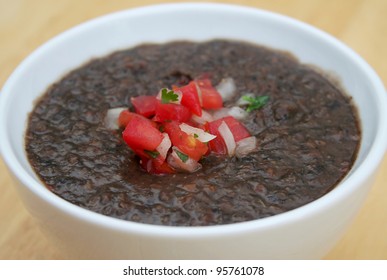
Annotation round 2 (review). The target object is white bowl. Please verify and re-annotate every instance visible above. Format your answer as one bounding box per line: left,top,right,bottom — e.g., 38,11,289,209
1,3,386,259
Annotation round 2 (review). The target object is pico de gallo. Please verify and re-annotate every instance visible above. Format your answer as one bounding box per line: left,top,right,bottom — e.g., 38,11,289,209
105,77,268,175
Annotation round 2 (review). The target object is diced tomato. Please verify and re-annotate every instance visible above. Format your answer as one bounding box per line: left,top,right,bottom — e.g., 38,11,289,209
208,137,227,155
180,81,202,116
153,101,192,123
130,147,153,160
122,113,163,153
208,116,250,142
153,161,175,174
140,157,175,175
195,78,212,88
131,95,158,117
201,87,223,109
207,121,227,155
195,79,223,109
118,110,136,128
222,116,250,142
119,110,158,129
207,116,250,154
163,121,208,161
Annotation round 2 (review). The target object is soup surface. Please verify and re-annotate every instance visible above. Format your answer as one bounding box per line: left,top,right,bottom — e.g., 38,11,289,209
25,40,360,226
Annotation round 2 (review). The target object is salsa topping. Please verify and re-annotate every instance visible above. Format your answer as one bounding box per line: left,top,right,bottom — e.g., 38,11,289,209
107,77,268,175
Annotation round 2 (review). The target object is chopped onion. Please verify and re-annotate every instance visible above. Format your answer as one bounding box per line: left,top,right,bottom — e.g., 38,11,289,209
140,158,153,173
216,77,236,101
167,148,202,173
156,133,172,159
212,106,248,120
104,107,127,130
235,136,257,158
228,106,248,120
179,123,217,142
218,121,236,156
211,108,229,120
191,110,214,124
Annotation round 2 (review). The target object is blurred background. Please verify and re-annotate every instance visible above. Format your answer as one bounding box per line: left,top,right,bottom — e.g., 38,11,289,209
1,0,386,259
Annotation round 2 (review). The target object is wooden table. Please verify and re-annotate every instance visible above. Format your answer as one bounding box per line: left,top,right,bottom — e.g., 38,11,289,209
1,0,386,259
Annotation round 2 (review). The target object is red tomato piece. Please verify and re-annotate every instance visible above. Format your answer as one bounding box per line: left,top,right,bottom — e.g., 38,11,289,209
161,120,181,139
195,79,223,109
201,87,223,109
207,121,227,155
119,110,158,129
180,81,202,116
140,157,175,175
118,110,136,128
153,101,192,123
208,138,227,155
195,78,212,88
163,121,208,161
122,113,163,152
207,116,250,153
131,95,158,118
153,161,175,174
222,116,251,142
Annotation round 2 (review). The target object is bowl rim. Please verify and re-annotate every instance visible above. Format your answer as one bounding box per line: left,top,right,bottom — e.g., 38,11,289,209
1,2,386,238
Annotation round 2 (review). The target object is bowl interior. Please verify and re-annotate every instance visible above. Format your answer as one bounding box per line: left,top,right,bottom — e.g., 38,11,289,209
1,3,386,228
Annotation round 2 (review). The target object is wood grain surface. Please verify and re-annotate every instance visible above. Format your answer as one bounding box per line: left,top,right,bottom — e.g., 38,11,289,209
1,0,386,259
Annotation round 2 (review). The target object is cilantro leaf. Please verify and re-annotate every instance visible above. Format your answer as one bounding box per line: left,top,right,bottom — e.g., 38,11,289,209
144,150,160,159
161,88,179,104
242,95,269,112
175,150,189,163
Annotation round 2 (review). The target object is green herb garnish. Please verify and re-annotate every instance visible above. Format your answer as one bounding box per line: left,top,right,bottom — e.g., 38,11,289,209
161,88,179,104
242,95,269,112
175,150,189,163
193,133,199,138
144,150,160,159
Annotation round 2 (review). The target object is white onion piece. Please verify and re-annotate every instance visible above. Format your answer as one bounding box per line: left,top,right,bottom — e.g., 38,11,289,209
236,93,255,105
142,158,153,173
156,133,172,159
104,107,127,130
216,77,236,101
228,106,248,120
218,121,236,157
167,148,202,173
156,89,182,104
235,136,257,158
212,106,248,120
191,110,214,124
211,108,230,120
179,123,216,142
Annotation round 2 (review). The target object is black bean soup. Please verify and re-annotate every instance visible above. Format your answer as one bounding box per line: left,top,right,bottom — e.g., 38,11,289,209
25,40,361,226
